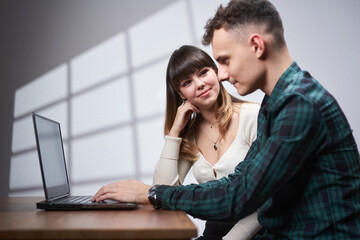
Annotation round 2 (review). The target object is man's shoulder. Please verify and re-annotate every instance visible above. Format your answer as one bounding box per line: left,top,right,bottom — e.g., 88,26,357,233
279,70,332,107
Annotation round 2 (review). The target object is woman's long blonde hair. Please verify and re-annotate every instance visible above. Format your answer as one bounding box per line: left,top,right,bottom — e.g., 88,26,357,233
164,45,243,161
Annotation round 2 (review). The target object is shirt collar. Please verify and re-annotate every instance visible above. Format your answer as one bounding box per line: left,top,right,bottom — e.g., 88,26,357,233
261,61,301,112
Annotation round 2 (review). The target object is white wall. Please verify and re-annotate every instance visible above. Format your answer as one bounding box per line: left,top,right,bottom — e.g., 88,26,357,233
1,0,360,237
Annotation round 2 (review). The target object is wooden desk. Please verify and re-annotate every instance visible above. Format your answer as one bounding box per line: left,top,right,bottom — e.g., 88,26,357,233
0,197,197,240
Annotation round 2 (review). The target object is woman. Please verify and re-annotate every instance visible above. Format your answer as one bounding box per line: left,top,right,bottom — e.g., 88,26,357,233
92,45,261,239
153,45,261,240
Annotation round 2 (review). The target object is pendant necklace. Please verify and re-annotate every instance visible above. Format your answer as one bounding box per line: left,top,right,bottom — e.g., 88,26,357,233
206,126,220,151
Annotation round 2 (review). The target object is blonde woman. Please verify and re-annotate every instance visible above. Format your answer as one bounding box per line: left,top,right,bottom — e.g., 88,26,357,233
153,45,261,240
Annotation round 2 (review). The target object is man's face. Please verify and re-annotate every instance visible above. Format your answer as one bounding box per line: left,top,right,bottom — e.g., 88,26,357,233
211,27,264,96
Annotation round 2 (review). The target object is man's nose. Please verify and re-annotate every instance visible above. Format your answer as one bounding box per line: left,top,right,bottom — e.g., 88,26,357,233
218,66,230,82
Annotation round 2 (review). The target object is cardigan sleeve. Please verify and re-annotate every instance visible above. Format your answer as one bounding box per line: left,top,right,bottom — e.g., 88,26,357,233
153,135,192,186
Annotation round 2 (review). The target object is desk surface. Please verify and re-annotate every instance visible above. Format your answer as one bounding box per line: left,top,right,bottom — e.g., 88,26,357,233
0,197,197,240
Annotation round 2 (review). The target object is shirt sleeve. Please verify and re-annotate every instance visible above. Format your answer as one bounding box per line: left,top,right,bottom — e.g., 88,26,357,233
153,135,192,186
154,94,328,222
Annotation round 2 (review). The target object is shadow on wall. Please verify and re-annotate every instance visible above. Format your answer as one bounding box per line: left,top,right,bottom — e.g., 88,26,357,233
10,0,262,197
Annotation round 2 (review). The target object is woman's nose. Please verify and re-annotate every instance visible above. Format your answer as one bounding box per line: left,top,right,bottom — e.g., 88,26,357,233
195,78,205,89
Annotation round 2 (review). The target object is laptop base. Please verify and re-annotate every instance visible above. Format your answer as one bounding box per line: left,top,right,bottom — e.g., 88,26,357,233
36,198,138,210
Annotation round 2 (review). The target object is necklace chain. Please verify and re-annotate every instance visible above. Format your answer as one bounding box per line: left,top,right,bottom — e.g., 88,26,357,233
206,126,220,151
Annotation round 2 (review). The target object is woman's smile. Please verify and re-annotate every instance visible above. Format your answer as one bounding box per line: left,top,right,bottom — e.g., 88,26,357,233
198,88,211,98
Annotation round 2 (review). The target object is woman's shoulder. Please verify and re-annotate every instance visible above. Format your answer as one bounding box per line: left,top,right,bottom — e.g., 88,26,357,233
237,102,259,140
237,102,260,124
234,101,260,112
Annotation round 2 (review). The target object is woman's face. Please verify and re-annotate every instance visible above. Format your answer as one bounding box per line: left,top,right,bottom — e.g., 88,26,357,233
178,67,220,110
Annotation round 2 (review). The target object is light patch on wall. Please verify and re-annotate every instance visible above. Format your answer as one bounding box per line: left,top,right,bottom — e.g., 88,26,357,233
70,32,128,94
9,150,42,192
129,1,192,68
133,59,167,118
71,76,132,136
11,115,35,153
136,117,164,175
13,64,68,118
71,127,136,183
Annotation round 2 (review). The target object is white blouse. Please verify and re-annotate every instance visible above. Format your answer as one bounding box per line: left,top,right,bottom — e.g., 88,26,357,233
153,103,262,240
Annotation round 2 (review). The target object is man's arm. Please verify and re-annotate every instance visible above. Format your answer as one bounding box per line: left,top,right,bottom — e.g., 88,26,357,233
150,94,328,222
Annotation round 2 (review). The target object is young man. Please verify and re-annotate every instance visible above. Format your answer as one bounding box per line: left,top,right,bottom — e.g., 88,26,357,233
93,0,360,238
149,0,360,238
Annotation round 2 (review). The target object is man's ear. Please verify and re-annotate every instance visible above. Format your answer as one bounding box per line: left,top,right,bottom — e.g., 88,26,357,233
250,34,265,59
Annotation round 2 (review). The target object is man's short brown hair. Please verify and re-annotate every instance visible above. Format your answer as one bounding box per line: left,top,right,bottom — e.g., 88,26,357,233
202,0,285,47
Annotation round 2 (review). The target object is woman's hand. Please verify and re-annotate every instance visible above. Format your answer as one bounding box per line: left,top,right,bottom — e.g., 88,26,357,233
91,179,151,204
169,101,200,137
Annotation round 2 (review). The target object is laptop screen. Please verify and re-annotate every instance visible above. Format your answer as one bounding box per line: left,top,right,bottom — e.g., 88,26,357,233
33,113,70,200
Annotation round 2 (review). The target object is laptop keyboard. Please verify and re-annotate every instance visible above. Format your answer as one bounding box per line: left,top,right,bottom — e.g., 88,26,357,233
54,196,94,204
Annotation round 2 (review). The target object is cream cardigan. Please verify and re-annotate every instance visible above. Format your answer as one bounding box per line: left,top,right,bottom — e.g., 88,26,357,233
153,103,262,240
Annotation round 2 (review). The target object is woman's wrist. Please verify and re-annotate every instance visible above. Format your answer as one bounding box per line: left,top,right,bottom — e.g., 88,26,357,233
168,128,181,137
160,135,182,161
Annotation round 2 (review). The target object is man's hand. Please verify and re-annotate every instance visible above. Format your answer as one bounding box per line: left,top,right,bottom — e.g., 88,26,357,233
91,179,151,205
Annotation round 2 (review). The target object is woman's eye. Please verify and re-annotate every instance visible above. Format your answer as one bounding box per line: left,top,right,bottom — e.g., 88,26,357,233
199,69,209,76
181,80,191,87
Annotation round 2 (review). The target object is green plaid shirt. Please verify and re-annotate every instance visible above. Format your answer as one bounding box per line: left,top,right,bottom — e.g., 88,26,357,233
154,62,360,239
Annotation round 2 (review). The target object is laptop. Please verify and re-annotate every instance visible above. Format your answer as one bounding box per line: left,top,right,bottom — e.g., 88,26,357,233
32,113,138,210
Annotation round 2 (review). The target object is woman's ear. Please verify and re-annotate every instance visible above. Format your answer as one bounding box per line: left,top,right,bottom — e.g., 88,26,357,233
250,34,265,59
177,91,185,100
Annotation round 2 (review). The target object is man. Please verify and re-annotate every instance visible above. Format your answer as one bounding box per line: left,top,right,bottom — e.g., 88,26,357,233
93,0,360,238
